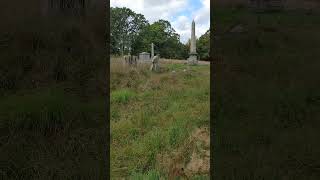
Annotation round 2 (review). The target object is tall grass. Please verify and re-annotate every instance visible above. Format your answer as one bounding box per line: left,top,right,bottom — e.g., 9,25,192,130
110,59,210,178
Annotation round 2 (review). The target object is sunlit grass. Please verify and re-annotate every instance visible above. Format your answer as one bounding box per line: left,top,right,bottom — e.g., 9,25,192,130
110,59,210,178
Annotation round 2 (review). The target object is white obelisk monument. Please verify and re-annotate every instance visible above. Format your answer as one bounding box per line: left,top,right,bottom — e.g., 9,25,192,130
187,20,198,65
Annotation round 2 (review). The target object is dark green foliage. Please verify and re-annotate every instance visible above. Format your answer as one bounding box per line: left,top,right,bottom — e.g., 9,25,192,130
110,7,148,55
197,30,210,60
132,20,189,59
111,7,190,59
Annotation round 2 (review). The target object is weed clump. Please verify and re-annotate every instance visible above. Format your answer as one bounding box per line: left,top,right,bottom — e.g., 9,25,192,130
111,89,137,104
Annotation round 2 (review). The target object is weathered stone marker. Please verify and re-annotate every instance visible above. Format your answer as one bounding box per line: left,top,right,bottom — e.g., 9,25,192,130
151,43,154,59
124,54,137,66
139,52,151,61
123,55,130,64
150,54,160,72
187,20,198,65
132,55,138,66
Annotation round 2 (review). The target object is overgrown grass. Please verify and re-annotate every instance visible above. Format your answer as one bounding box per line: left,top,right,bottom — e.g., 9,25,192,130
111,60,210,179
111,89,137,104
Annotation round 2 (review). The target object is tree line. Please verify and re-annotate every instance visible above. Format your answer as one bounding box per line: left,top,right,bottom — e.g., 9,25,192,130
110,7,209,60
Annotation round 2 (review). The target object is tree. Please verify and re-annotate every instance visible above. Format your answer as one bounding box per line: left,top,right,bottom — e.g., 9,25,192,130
132,20,188,59
110,7,148,55
197,29,210,61
110,7,189,59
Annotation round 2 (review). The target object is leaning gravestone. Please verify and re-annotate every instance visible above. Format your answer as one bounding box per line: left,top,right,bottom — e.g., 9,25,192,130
150,55,160,72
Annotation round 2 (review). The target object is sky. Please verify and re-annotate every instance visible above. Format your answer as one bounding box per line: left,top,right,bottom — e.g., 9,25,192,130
110,0,210,44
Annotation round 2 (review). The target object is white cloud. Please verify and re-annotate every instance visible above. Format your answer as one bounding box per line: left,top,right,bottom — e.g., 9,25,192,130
193,0,210,40
110,0,187,22
110,0,144,15
110,0,209,43
172,15,191,43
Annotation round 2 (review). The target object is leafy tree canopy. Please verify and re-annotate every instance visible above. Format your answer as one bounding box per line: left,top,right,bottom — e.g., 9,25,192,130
110,7,148,55
132,20,188,59
197,29,210,60
110,7,208,60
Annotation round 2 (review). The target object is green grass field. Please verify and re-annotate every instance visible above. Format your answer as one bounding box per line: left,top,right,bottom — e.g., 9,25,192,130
110,60,210,179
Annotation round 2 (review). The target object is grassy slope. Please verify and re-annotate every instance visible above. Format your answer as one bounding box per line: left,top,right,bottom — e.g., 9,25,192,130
110,61,210,179
213,8,320,179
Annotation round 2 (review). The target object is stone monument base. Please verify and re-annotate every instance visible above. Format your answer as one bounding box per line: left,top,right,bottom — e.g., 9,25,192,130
187,54,198,65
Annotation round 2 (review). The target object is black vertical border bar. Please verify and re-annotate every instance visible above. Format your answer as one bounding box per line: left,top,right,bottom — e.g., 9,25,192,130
210,0,214,179
105,0,110,179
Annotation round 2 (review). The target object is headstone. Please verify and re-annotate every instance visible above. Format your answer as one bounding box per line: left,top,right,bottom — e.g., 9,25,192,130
150,55,160,72
123,55,129,64
131,55,138,66
139,52,151,61
123,54,137,66
151,43,154,59
187,20,198,65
